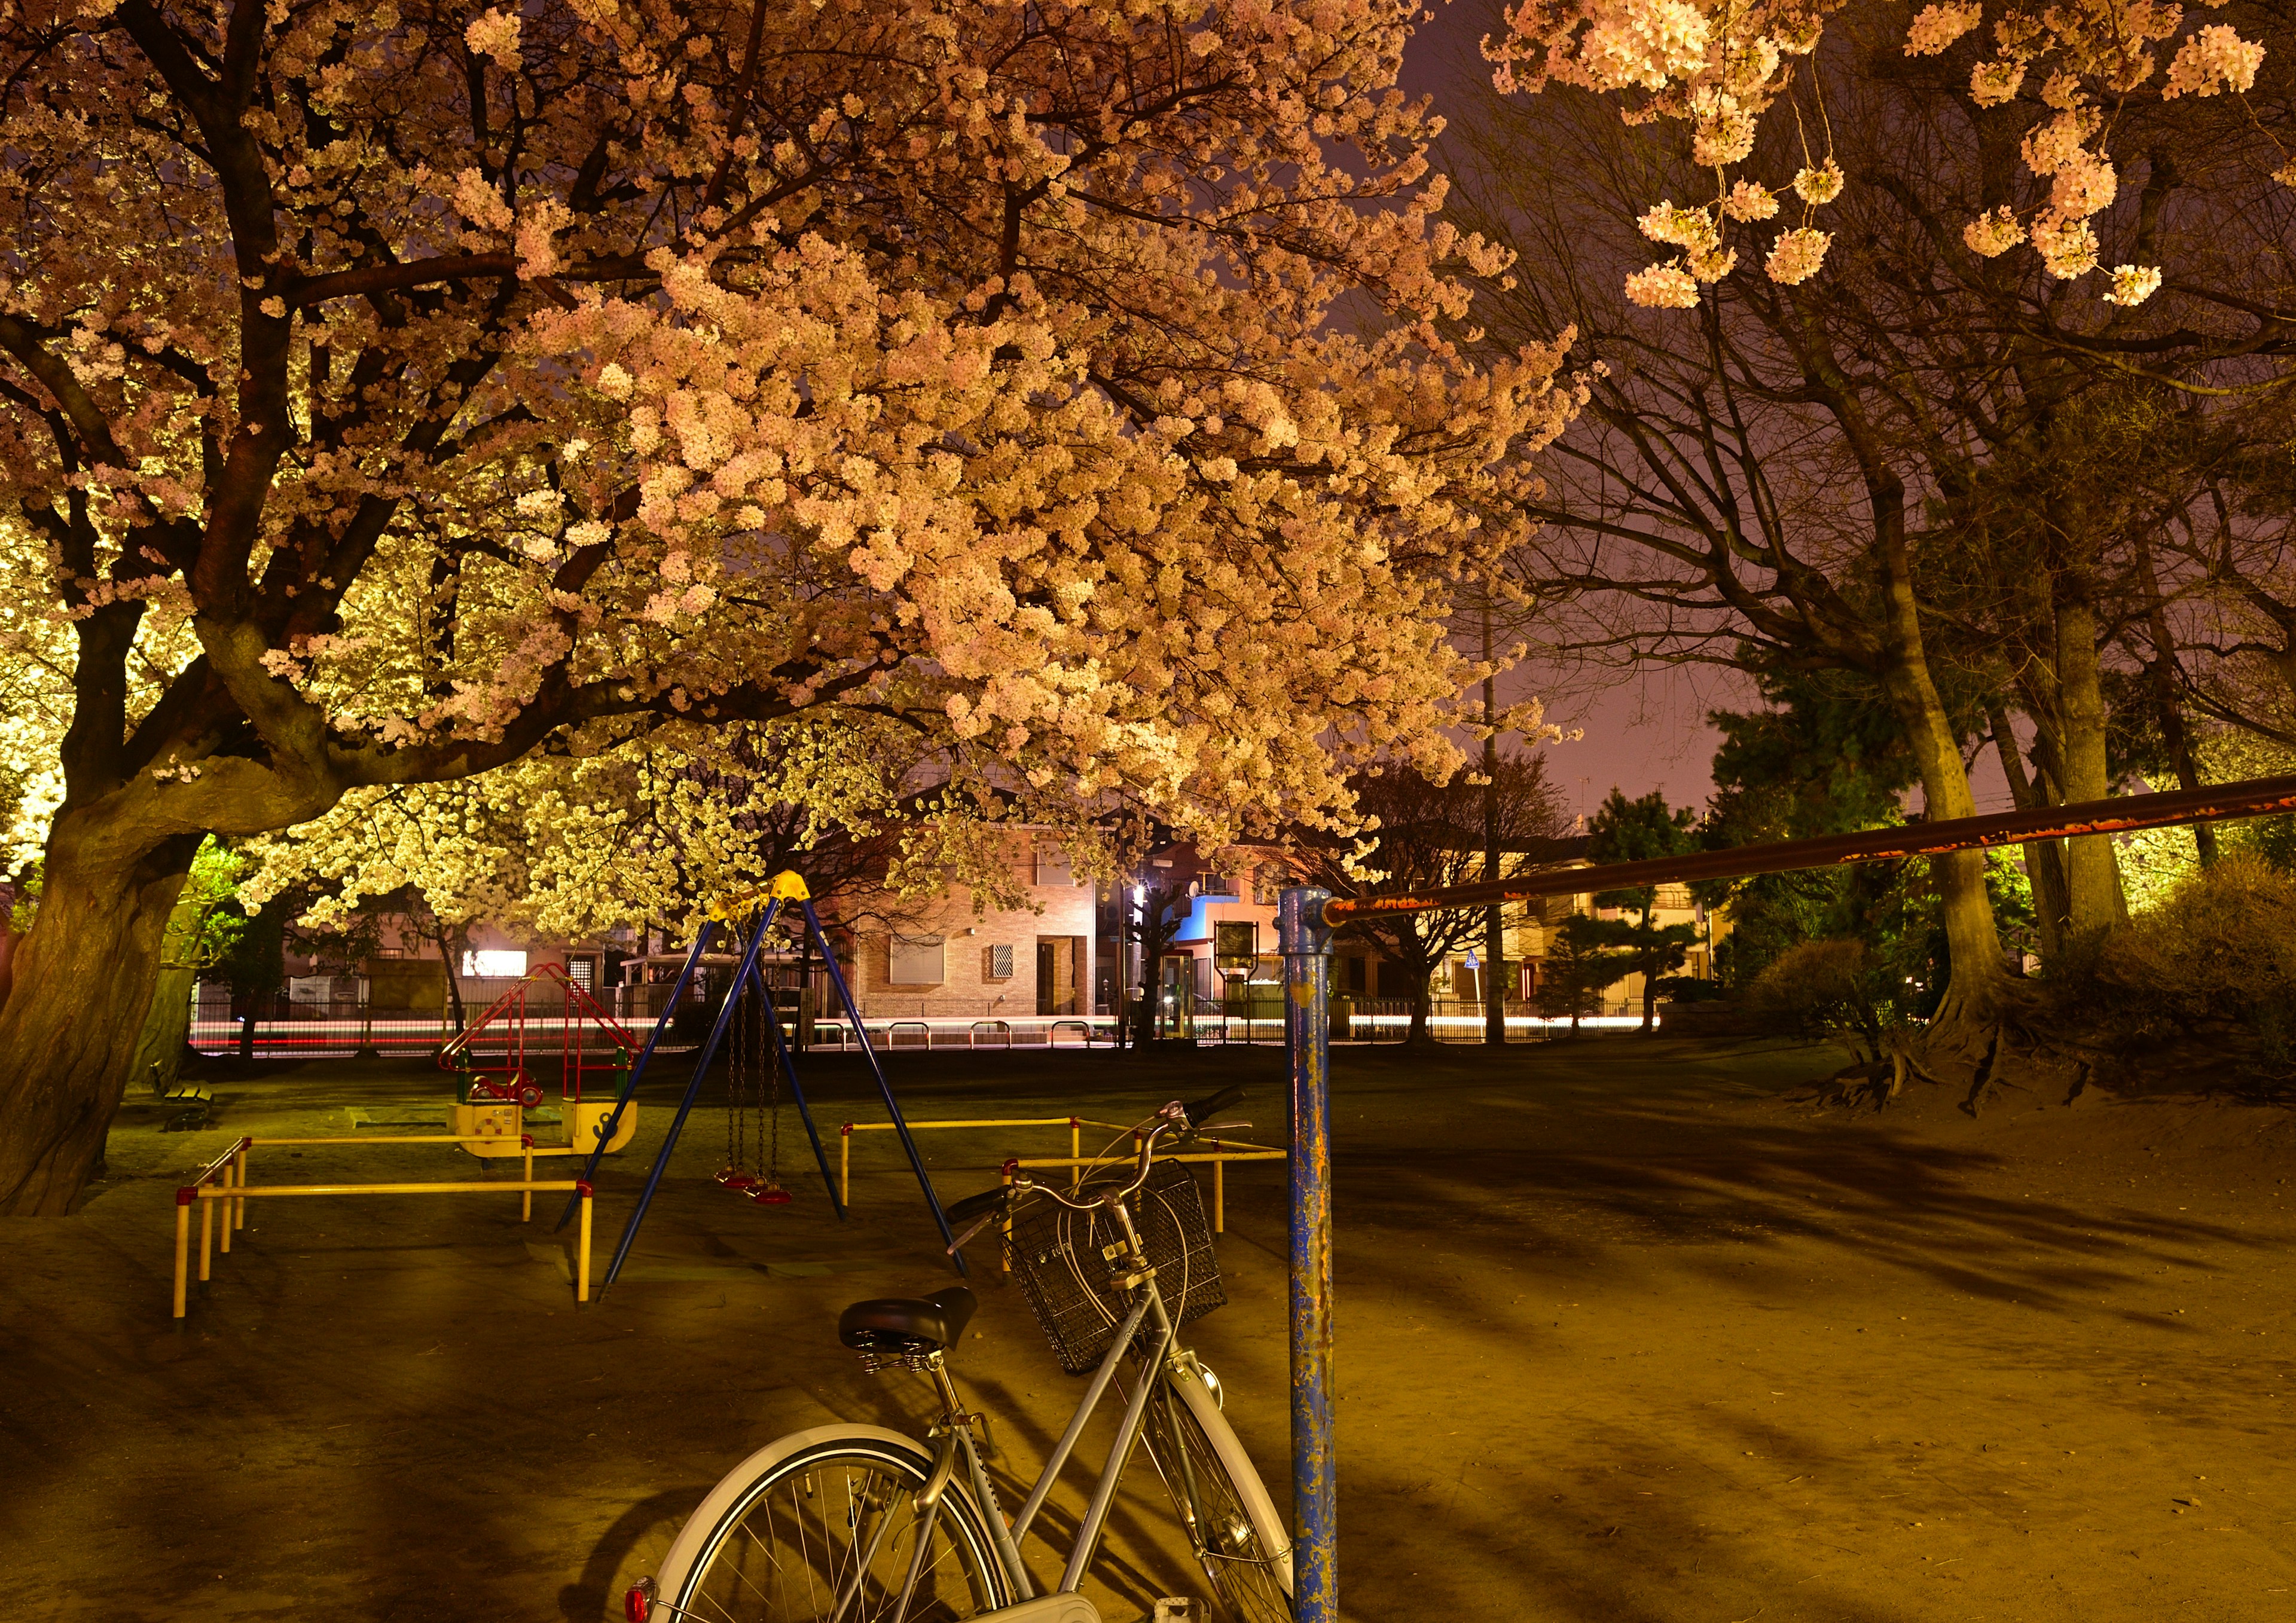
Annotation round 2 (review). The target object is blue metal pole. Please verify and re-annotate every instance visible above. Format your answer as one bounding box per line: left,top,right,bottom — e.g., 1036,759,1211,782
599,900,781,1292
1279,885,1335,1623
801,898,964,1273
752,942,845,1219
553,918,718,1233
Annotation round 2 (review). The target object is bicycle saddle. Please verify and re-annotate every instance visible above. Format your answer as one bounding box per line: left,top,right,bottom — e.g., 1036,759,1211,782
837,1285,978,1354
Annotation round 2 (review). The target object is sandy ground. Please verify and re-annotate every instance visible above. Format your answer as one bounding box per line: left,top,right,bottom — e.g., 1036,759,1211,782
2,1037,2292,1622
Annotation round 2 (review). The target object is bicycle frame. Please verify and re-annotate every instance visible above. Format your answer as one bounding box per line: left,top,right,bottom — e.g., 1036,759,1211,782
804,1101,1279,1623
905,1267,1184,1613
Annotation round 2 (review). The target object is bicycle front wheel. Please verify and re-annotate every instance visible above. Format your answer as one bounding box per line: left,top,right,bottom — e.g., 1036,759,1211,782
651,1423,1012,1622
1140,1361,1294,1623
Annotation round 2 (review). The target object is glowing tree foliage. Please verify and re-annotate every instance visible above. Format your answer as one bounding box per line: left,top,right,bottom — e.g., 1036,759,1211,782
1486,0,2280,304
0,0,1579,1210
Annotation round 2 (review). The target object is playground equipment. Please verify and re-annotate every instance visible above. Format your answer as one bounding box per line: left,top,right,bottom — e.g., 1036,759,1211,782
169,1133,593,1318
438,963,640,1160
557,870,961,1291
718,972,795,1204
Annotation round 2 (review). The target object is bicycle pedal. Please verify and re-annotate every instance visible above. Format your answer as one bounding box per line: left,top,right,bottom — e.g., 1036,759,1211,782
1151,1602,1204,1622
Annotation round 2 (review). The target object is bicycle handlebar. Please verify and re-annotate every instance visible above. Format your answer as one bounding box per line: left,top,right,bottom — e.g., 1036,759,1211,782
1180,1085,1246,1130
946,1090,1251,1252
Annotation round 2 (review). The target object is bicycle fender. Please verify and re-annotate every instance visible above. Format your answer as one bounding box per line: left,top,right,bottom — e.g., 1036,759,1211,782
652,1423,939,1601
975,1597,1103,1623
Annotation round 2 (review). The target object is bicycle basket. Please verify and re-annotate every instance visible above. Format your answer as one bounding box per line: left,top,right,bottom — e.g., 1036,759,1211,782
1006,1158,1226,1376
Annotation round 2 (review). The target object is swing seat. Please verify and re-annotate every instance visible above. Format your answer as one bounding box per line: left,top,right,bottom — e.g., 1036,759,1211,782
715,1167,758,1191
747,1182,793,1206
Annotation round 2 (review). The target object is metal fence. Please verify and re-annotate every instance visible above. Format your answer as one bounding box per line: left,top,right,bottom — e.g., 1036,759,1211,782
187,980,1653,1059
1122,990,1656,1044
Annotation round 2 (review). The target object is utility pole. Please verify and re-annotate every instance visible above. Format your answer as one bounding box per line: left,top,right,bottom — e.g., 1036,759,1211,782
1481,596,1505,1046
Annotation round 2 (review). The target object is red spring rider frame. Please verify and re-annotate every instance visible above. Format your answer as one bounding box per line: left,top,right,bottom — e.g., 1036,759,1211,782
439,964,640,1155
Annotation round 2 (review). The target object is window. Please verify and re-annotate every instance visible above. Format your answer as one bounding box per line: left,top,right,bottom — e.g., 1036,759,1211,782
1033,844,1075,886
1214,921,1256,967
889,934,946,985
984,942,1015,980
461,949,528,977
1199,870,1236,897
566,956,595,991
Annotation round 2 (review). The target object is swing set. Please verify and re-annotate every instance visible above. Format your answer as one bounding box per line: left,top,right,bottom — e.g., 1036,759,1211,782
716,955,798,1205
556,872,964,1291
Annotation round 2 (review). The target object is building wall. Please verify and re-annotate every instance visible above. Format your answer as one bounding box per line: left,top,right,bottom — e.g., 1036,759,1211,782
842,835,1097,1017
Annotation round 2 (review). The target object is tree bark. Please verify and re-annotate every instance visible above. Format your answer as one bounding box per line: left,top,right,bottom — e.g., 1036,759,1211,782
1637,913,1659,1034
1481,607,1506,1045
2051,598,2127,932
0,817,201,1213
1984,699,2069,959
2133,534,2218,867
1876,659,2008,1034
1869,503,2009,1036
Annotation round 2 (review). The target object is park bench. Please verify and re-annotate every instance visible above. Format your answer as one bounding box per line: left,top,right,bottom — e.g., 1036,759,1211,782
149,1060,213,1130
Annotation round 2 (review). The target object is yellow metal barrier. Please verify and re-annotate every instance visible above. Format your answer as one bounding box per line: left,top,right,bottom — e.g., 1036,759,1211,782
170,1135,593,1319
836,1116,1140,1208
1004,1142,1286,1235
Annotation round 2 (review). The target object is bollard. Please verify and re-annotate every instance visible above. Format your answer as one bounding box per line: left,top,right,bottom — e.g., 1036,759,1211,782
840,1123,853,1211
199,1187,213,1283
576,1181,593,1304
1279,885,1336,1623
172,1189,193,1319
1000,1160,1016,1274
235,1141,250,1232
522,1136,534,1222
216,1163,232,1256
1070,1117,1081,1191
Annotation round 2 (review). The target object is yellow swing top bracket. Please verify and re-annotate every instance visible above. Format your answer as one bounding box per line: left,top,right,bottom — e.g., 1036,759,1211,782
705,870,811,921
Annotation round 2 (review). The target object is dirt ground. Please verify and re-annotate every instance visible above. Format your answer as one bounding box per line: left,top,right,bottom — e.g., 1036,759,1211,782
3,1036,2292,1622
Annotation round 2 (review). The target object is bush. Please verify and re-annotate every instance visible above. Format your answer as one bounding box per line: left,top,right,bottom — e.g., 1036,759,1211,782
1745,939,1905,1060
2047,854,2296,1074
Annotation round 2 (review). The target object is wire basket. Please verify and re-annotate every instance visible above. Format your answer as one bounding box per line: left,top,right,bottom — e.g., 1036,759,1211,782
1007,1158,1226,1376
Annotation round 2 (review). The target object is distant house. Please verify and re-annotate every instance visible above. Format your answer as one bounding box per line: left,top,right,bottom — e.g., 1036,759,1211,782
1497,838,1727,1011
1096,833,1730,1032
836,833,1099,1022
224,823,1724,1053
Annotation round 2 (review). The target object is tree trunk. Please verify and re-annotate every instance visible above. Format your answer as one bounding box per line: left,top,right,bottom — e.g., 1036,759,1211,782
1871,494,2010,1038
1406,971,1434,1046
1481,609,1505,1046
128,964,199,1100
0,873,19,1013
2052,598,2127,932
431,914,469,1033
1985,700,2069,958
0,818,201,1214
1877,662,2009,1034
2132,535,2218,868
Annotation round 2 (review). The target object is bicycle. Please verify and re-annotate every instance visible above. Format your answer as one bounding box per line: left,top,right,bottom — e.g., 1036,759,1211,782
624,1087,1294,1623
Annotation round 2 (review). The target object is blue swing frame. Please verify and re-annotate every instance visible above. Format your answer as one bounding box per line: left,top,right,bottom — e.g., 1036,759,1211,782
555,875,964,1287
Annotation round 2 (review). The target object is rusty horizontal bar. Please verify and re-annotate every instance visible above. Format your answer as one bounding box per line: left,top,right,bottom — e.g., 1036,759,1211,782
1321,773,2296,924
195,1181,581,1197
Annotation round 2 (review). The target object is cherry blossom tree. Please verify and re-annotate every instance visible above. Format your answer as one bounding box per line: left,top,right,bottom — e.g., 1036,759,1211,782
0,0,1580,1212
1486,0,2286,307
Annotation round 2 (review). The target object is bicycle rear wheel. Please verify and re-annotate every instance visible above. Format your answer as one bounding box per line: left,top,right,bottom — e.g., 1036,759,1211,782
652,1423,1012,1622
1140,1361,1294,1623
